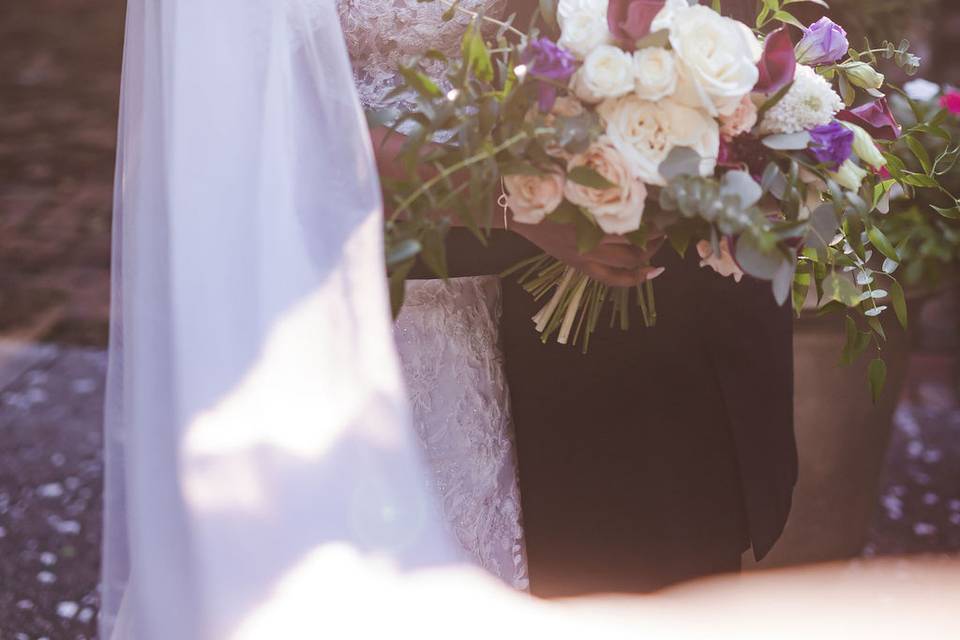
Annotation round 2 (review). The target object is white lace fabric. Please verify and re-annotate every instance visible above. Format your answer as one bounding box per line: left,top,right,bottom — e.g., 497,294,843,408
395,278,528,590
337,0,527,590
337,0,506,111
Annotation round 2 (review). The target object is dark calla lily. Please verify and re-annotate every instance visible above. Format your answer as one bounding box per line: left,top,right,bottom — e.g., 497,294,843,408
607,0,666,47
836,98,901,140
754,27,796,94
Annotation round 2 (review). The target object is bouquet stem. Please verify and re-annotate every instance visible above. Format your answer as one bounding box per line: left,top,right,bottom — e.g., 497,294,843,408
507,254,658,353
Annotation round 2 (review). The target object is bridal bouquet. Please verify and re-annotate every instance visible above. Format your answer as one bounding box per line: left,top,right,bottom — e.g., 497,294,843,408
376,0,958,398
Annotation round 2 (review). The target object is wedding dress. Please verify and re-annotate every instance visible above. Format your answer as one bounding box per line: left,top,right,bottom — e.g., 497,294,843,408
337,0,528,590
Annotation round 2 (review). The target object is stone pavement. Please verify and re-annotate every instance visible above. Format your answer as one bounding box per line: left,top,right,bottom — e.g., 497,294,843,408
0,346,105,639
0,339,959,637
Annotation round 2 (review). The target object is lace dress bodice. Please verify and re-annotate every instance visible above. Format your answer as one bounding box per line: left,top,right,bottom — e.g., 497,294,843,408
337,0,527,590
337,0,506,111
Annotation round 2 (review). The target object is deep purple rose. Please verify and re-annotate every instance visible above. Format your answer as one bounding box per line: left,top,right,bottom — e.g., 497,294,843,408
607,0,666,47
795,17,849,66
754,27,797,94
807,121,854,169
836,98,901,140
521,38,578,111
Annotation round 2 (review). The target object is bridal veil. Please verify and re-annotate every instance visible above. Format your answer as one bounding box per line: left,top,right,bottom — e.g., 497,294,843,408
103,0,468,636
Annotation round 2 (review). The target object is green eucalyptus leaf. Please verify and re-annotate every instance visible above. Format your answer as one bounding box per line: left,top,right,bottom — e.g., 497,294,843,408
822,271,861,306
772,258,795,306
659,147,703,181
568,166,617,190
462,25,494,83
806,204,838,250
762,131,811,151
575,213,604,254
889,277,908,329
721,170,763,208
735,233,784,280
905,135,933,175
546,200,581,224
867,226,900,262
386,238,423,267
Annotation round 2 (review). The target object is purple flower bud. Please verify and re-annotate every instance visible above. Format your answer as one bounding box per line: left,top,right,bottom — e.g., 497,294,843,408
521,38,578,111
795,18,849,66
607,0,666,46
755,28,797,94
837,98,902,140
807,121,854,169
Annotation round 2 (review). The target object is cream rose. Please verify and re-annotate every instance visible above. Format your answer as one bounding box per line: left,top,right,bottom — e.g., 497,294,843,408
632,47,677,102
559,11,611,59
503,172,566,225
697,238,744,282
651,4,759,116
564,138,647,235
719,94,758,139
572,45,635,104
599,95,719,186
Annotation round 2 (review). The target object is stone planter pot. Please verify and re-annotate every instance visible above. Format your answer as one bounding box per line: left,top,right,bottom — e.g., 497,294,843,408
746,310,911,569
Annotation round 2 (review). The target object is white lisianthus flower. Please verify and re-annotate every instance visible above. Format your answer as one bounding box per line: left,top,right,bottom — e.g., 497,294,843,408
503,171,566,225
632,47,677,101
557,0,608,28
650,4,759,116
904,78,941,102
840,121,887,169
828,159,869,192
760,65,844,134
564,138,648,235
572,45,636,103
599,95,719,186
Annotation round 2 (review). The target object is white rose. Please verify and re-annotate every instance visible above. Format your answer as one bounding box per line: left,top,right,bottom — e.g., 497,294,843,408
599,95,719,186
557,0,608,27
503,172,566,225
632,47,677,102
564,138,647,235
651,4,759,116
559,11,611,59
572,45,635,103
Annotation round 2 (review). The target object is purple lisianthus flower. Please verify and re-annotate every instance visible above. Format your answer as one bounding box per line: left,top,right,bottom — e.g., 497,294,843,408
521,38,578,111
754,27,797,94
807,121,854,169
607,0,666,47
795,17,849,66
836,98,901,140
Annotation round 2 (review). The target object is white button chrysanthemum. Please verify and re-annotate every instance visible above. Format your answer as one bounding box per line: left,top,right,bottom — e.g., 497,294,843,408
760,65,844,135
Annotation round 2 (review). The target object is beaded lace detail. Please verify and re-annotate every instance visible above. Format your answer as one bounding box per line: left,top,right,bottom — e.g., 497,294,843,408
336,0,525,589
394,278,528,590
337,0,507,111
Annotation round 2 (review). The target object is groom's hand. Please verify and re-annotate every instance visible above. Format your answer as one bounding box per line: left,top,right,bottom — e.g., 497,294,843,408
511,221,665,288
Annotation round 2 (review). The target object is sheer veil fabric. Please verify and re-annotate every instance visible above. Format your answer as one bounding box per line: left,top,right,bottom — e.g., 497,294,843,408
103,1,471,636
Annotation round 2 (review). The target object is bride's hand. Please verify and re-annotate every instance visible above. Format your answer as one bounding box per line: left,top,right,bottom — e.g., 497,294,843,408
511,221,665,288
